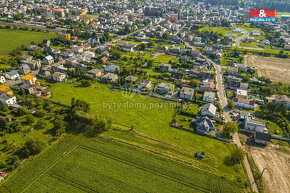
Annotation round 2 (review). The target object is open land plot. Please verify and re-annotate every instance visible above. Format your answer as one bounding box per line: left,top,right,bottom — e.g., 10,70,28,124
154,54,179,63
45,81,247,181
0,29,57,56
198,26,241,36
244,55,290,84
277,12,290,18
0,136,242,193
249,147,290,193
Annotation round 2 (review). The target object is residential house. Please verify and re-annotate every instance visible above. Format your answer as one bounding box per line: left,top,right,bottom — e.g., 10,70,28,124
83,51,95,59
100,56,108,64
22,55,33,63
194,116,215,134
159,63,172,72
157,83,175,94
200,103,217,117
38,69,51,79
5,70,19,80
0,85,13,95
0,94,17,106
42,55,54,65
203,92,215,103
191,50,200,57
102,73,118,84
137,79,152,91
19,64,31,74
0,76,6,84
275,95,290,108
21,75,37,85
179,87,194,100
254,132,271,145
71,45,84,53
251,30,260,36
105,64,120,73
239,111,251,120
125,75,139,83
244,116,267,132
27,59,41,70
52,72,67,82
123,44,136,52
233,97,256,110
236,89,248,99
19,83,37,94
51,63,68,73
82,43,91,50
87,69,102,78
227,67,239,75
42,40,51,47
200,82,215,92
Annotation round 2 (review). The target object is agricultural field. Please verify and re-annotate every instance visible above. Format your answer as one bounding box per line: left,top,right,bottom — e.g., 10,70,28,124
0,135,242,193
43,81,248,182
244,55,290,84
0,29,57,56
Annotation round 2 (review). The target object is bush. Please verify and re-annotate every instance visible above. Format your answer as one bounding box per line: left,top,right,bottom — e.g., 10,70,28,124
222,122,238,139
18,139,45,158
230,148,245,164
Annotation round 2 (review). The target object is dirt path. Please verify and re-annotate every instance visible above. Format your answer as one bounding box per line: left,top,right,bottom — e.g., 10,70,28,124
249,147,290,193
244,55,290,84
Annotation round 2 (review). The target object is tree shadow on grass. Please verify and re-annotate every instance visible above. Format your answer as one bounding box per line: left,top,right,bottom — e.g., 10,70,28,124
223,156,235,166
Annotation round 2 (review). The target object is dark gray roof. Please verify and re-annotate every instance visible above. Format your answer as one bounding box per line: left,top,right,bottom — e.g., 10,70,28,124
195,116,214,133
255,132,271,142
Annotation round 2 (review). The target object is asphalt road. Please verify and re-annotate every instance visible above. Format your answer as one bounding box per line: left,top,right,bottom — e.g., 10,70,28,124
232,24,264,51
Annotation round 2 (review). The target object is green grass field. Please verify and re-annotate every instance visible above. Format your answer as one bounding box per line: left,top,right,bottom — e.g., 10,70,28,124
198,27,242,36
277,12,290,18
0,29,57,56
154,55,179,63
0,135,242,193
45,82,247,180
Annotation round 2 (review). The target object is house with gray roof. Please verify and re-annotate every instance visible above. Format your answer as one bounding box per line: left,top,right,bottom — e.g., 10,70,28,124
5,70,19,80
179,87,194,100
0,94,17,106
105,64,120,73
200,103,217,117
203,91,215,103
157,83,175,94
194,116,215,134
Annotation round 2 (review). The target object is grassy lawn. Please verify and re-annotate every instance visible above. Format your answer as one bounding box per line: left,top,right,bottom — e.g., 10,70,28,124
44,81,247,182
265,120,283,136
240,42,258,48
175,114,193,129
277,12,290,18
154,55,179,63
0,29,57,56
0,135,242,193
51,46,64,50
237,24,262,34
120,40,142,44
181,103,199,116
120,51,152,60
198,26,241,36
